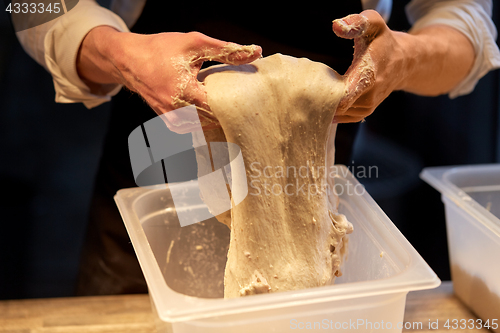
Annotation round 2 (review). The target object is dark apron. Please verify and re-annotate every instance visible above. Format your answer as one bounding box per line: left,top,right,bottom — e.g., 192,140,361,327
75,1,363,295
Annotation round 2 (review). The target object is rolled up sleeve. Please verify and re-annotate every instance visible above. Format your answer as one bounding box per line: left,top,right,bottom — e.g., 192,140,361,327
406,0,500,98
16,0,130,108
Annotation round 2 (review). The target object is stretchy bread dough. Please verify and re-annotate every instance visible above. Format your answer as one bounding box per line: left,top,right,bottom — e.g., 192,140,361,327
199,54,353,298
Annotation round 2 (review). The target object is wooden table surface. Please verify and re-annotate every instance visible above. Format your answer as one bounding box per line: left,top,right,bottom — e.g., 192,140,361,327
0,281,491,333
403,281,491,332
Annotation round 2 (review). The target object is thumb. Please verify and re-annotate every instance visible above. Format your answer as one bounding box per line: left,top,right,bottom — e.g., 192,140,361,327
332,10,385,41
332,10,386,71
332,11,382,115
192,34,262,67
332,13,369,39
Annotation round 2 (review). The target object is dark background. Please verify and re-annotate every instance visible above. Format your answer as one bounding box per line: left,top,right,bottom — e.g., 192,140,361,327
0,1,499,299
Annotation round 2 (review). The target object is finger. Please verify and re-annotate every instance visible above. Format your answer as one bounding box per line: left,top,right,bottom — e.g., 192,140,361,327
334,104,373,119
160,104,220,134
333,11,384,116
201,121,222,131
176,34,262,109
337,57,376,114
333,115,365,123
333,111,371,124
332,10,386,79
172,34,262,128
332,10,385,41
196,43,262,66
178,75,212,112
189,33,262,66
332,13,369,39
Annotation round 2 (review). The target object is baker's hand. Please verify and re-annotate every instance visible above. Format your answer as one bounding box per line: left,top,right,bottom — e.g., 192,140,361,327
77,28,262,129
331,10,406,123
331,9,475,123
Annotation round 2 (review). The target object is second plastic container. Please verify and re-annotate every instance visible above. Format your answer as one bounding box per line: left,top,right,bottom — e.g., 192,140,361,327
422,164,500,332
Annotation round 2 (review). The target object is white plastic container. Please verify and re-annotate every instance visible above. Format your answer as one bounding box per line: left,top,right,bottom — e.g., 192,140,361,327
421,164,500,332
115,165,439,333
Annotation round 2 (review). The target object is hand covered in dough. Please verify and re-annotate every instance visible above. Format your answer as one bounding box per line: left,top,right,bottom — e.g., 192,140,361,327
332,9,475,123
332,10,405,123
77,28,262,130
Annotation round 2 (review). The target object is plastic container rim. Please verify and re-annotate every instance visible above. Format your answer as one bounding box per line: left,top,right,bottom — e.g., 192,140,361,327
420,164,500,237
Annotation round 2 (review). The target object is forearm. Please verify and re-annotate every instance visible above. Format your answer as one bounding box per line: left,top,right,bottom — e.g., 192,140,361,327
397,25,475,96
76,26,124,95
405,0,500,98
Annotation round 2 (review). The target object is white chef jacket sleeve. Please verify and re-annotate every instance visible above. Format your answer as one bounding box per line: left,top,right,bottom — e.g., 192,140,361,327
362,0,392,22
406,0,500,98
16,0,130,108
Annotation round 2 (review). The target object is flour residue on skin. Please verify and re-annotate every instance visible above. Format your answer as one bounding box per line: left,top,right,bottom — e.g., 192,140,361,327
170,43,261,118
209,44,261,64
332,15,368,38
339,51,375,114
332,14,376,116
